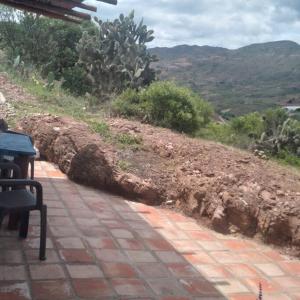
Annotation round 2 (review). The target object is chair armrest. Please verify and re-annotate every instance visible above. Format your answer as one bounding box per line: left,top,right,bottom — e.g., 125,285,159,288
0,179,43,206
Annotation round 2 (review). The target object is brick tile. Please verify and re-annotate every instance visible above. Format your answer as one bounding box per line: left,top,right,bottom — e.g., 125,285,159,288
73,278,115,298
95,211,120,219
56,237,85,249
117,238,145,250
279,261,300,276
186,231,215,241
212,278,250,294
0,250,23,264
272,276,300,289
222,240,255,251
101,219,129,229
176,222,201,231
135,229,161,239
183,251,215,264
126,250,157,263
136,262,170,278
158,229,189,240
25,249,60,263
66,264,103,278
171,240,201,252
0,282,31,300
198,241,229,251
111,278,150,297
159,297,191,300
196,264,231,278
101,262,137,278
210,251,244,264
50,226,78,237
254,263,285,276
179,278,221,297
75,217,100,226
147,278,186,296
155,251,185,264
0,237,20,249
225,264,261,277
94,249,129,262
0,265,26,280
144,239,174,251
59,249,94,263
24,237,54,249
30,264,65,280
290,292,300,300
167,263,199,277
79,226,109,237
69,208,95,218
228,294,257,300
85,237,117,249
238,252,271,263
110,229,133,239
31,280,72,300
263,250,287,261
48,216,73,226
119,212,143,221
263,294,292,300
243,277,280,293
48,208,68,216
45,201,64,208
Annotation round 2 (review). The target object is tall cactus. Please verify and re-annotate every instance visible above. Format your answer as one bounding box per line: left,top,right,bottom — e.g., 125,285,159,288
77,11,157,100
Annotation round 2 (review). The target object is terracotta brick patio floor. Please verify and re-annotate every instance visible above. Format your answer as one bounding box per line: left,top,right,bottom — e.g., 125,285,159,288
0,161,300,300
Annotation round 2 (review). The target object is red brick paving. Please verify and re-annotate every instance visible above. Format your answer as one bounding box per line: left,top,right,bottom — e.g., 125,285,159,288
0,161,299,299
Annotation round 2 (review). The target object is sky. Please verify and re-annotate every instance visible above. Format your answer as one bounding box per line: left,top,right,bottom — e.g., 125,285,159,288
86,0,300,49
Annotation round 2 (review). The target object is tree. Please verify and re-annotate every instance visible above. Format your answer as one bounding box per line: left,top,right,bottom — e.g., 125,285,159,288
77,11,157,100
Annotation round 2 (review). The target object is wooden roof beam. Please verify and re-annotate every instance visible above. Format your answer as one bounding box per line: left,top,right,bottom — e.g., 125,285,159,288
49,0,97,12
0,0,82,22
5,0,91,20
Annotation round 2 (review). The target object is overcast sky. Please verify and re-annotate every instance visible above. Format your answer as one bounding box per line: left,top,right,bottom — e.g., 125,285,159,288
87,0,300,49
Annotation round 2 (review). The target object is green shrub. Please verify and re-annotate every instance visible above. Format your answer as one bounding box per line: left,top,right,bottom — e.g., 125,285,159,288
230,112,264,138
113,81,213,134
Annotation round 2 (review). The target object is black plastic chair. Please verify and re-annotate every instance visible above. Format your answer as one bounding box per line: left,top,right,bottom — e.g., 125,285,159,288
0,162,47,260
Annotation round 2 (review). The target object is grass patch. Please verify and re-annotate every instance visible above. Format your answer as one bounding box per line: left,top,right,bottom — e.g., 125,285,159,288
117,160,132,171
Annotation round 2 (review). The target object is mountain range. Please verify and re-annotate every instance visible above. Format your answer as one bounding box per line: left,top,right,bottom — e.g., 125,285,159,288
150,41,300,116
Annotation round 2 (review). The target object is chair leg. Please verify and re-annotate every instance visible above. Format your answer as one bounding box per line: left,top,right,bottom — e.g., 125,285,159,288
30,159,34,193
19,211,30,238
39,205,47,261
0,209,5,228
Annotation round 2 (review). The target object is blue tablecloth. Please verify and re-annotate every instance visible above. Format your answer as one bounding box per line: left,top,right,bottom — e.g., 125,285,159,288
0,133,36,156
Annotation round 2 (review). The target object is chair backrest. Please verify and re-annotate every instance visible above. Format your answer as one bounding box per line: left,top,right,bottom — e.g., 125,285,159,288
0,162,21,179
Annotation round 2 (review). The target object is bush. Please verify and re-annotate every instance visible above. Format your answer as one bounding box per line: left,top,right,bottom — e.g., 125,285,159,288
230,112,264,138
112,81,213,134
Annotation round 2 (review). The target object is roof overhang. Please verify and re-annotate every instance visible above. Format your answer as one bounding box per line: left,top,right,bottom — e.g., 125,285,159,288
0,0,117,23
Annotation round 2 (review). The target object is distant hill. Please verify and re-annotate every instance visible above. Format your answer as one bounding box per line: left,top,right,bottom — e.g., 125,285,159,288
150,41,300,116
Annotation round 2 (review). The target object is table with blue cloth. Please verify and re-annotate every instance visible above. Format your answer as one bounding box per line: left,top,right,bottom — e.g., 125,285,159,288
0,132,36,229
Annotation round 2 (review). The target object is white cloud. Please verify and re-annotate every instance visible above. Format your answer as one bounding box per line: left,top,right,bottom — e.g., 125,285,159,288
86,0,300,48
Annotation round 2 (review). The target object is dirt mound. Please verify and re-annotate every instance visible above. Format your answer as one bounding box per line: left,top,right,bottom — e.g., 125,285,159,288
19,115,160,205
107,118,300,254
19,115,300,255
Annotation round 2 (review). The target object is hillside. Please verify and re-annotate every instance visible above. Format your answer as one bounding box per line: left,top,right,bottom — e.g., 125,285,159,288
1,72,300,256
150,41,300,116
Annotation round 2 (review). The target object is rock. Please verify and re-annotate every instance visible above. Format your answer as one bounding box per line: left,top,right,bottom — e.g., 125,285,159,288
212,206,228,233
0,92,6,104
260,190,275,202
